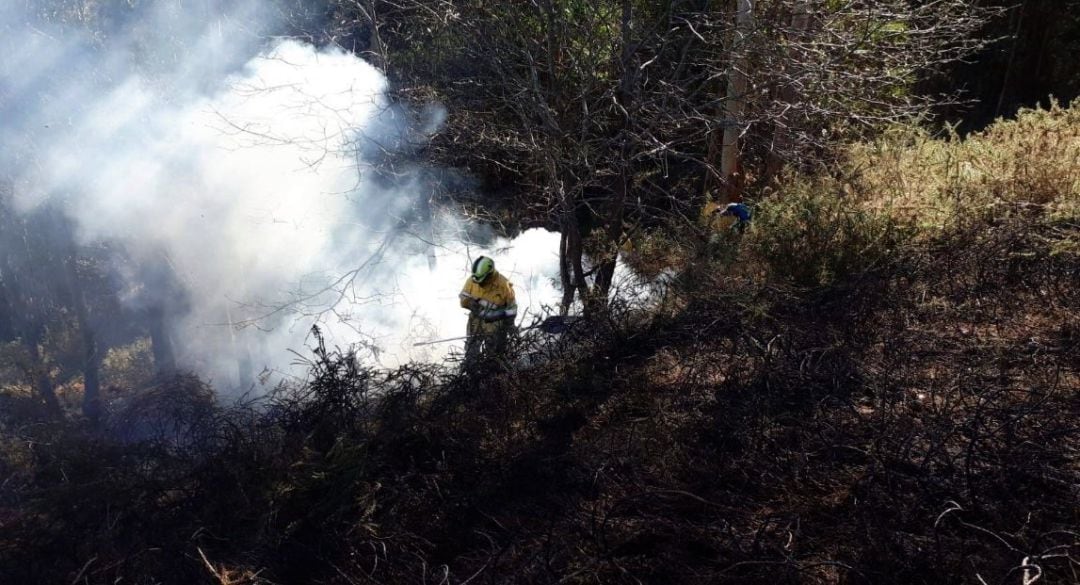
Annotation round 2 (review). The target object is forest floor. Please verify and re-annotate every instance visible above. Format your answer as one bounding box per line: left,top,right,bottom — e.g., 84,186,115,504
1,106,1078,585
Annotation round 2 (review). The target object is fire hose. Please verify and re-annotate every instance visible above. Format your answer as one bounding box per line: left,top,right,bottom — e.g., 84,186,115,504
411,315,579,346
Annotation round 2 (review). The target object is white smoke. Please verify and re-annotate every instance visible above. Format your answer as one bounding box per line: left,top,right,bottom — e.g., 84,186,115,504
1,2,564,390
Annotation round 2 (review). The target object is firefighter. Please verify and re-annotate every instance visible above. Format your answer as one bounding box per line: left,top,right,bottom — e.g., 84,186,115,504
459,256,517,368
715,202,752,233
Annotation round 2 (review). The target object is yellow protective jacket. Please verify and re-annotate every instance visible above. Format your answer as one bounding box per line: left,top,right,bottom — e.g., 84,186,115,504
459,271,517,323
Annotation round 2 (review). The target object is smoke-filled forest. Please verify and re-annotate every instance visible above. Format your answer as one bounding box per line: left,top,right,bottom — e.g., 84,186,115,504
1,1,1078,583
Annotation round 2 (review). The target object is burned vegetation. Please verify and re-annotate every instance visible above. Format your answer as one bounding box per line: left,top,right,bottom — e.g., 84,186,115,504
2,1,1079,584
1,175,1077,583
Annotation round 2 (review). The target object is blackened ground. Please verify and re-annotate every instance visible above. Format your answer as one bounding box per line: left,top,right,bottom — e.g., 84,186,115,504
0,215,1077,584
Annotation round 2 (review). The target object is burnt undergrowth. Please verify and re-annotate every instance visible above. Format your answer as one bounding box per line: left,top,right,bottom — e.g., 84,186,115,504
1,214,1078,585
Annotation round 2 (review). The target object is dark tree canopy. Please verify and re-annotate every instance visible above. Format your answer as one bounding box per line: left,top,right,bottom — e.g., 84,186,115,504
929,0,1080,132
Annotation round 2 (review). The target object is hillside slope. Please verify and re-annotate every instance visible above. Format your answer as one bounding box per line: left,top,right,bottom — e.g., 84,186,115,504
1,107,1078,585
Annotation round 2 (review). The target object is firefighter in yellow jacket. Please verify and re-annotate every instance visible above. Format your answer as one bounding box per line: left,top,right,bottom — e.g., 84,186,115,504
459,256,517,367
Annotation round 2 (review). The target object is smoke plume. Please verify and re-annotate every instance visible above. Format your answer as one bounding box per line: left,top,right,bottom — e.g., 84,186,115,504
1,0,562,390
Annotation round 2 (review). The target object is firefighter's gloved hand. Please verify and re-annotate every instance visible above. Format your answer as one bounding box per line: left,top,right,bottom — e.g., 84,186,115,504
480,309,504,322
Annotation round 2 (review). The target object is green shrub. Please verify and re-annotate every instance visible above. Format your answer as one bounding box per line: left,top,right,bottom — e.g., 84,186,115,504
745,185,909,289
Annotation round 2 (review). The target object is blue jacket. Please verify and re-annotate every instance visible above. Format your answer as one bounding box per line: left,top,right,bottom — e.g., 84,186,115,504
722,203,751,223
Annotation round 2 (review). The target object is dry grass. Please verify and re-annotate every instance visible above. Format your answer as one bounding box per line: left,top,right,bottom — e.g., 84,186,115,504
696,101,1080,292
848,99,1080,227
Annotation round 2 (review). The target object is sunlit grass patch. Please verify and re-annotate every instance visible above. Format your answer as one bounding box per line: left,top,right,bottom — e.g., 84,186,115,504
847,99,1080,228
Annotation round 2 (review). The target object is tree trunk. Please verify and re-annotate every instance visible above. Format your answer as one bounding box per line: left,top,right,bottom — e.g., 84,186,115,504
589,255,618,315
148,305,176,375
65,250,102,423
591,163,630,311
994,2,1026,118
586,0,633,314
81,329,101,421
719,0,754,202
0,185,13,341
4,255,61,416
558,206,586,316
226,305,254,390
762,1,809,186
23,324,62,416
358,0,388,71
0,199,62,418
559,230,573,315
0,271,13,342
